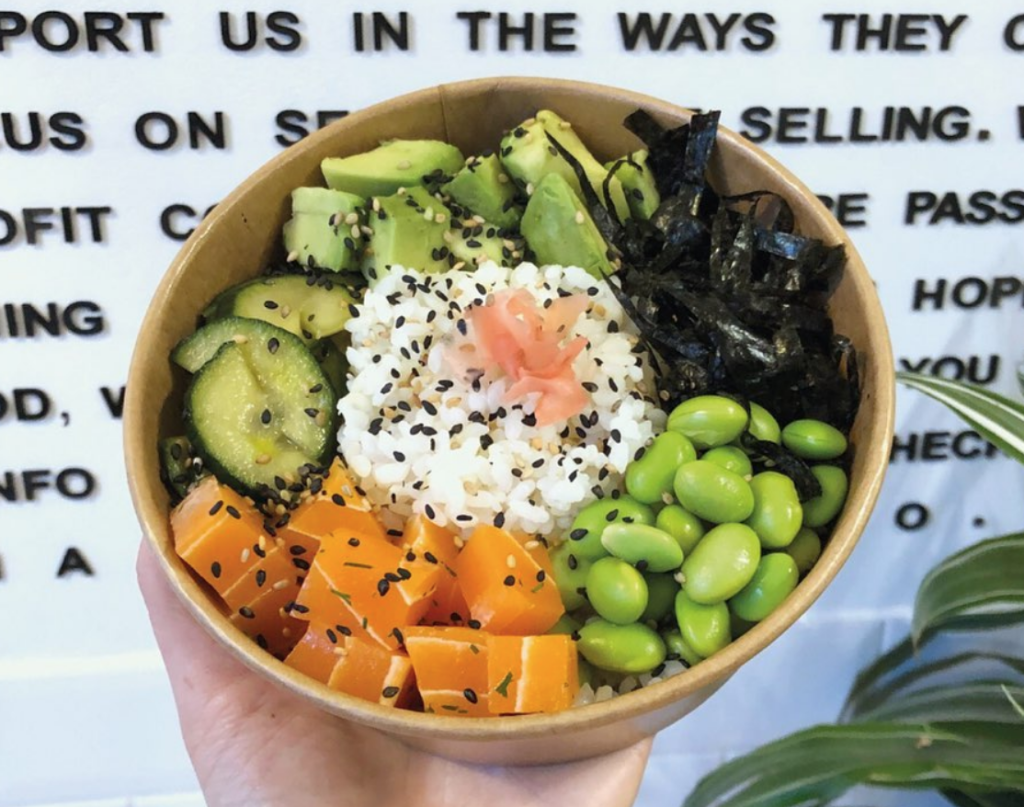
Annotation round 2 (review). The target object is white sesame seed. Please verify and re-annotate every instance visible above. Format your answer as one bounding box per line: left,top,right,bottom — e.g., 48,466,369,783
255,454,271,465
526,183,535,196
506,555,516,568
575,210,585,224
434,213,447,224
286,250,299,263
345,212,359,225
240,548,251,563
273,579,290,590
397,159,412,170
498,173,509,184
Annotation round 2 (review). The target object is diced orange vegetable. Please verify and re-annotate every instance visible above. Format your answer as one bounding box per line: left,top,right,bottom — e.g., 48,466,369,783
283,621,344,684
222,542,297,611
293,528,432,650
327,637,416,707
289,459,386,544
398,515,470,626
228,578,304,658
454,526,564,635
405,626,490,717
171,476,266,595
487,635,578,715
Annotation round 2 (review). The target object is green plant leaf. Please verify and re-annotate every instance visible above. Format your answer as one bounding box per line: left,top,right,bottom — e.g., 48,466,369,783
897,372,1024,463
912,533,1024,646
682,723,1024,807
854,683,1024,724
1005,685,1024,720
844,653,1024,721
943,790,1023,807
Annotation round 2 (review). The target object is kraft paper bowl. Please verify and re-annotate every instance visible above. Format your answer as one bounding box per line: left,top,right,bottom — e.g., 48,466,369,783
124,77,895,765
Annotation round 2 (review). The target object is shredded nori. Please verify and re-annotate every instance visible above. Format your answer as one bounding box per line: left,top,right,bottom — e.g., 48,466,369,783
596,110,860,435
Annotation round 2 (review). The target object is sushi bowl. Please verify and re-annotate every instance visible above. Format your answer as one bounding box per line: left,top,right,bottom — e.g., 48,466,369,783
124,77,894,765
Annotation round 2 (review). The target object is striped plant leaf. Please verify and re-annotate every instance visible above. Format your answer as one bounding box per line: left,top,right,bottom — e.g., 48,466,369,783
943,790,1023,807
1006,685,1024,720
897,372,1024,464
912,533,1024,645
682,723,1024,807
844,652,1024,721
853,683,1024,724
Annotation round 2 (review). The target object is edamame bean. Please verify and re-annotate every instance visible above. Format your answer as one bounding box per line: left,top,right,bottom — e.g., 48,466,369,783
729,553,799,622
641,573,680,623
782,419,848,460
577,619,667,674
656,504,706,555
748,402,781,443
680,523,761,604
566,495,655,561
674,461,755,524
548,613,583,635
586,557,649,625
578,657,596,688
661,628,704,666
549,544,592,610
601,523,684,572
786,527,822,575
674,590,731,658
702,446,753,478
802,465,849,528
626,432,697,504
667,395,749,449
746,471,803,549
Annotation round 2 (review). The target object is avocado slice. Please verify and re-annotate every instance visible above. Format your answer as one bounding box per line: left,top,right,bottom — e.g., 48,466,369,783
521,173,616,279
363,186,453,283
442,153,523,230
606,150,661,221
322,140,465,198
447,218,524,269
500,110,631,223
282,187,365,273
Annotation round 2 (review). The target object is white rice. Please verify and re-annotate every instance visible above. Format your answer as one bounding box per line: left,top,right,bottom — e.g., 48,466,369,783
337,261,666,537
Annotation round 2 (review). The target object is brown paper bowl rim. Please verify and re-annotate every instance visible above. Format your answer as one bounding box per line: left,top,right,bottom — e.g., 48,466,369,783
125,77,895,743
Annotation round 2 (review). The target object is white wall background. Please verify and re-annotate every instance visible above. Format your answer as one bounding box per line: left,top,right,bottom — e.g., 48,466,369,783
1,1,1023,805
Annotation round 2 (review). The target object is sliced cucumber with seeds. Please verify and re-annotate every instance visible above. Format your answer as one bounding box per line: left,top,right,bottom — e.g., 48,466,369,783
202,275,355,345
159,435,208,501
309,337,349,397
184,329,337,499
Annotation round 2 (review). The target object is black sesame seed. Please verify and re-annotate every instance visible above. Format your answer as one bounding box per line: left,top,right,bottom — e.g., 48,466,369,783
263,300,279,310
494,512,506,528
239,606,255,619
636,560,649,572
326,628,338,644
268,337,280,354
292,558,311,571
424,552,438,564
211,562,222,578
377,579,390,596
423,400,438,416
567,553,579,570
396,315,406,328
393,450,406,462
397,568,412,580
385,571,402,583
292,603,310,614
226,505,241,520
531,458,544,469
348,537,361,547
209,500,224,516
608,320,620,333
503,575,516,587
304,407,319,418
425,503,436,520
382,685,400,699
289,545,306,556
256,569,267,587
605,509,619,522
463,688,479,704
338,625,352,636
536,570,546,582
582,382,598,393
392,627,404,645
332,493,346,507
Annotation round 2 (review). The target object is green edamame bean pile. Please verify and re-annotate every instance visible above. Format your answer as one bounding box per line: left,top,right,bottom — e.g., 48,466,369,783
549,395,850,689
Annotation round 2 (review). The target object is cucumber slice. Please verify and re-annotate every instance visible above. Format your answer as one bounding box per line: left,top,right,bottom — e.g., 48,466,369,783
172,316,264,373
184,332,337,499
202,275,355,345
309,337,349,397
159,435,207,501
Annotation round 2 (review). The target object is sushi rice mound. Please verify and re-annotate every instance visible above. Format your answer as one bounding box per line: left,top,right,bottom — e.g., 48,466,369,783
338,261,666,537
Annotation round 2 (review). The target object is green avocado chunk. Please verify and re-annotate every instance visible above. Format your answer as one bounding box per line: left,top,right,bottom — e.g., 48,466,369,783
282,187,365,273
363,186,453,283
322,139,464,198
500,110,630,222
521,173,616,278
442,153,523,230
606,150,661,221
